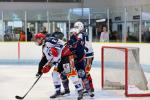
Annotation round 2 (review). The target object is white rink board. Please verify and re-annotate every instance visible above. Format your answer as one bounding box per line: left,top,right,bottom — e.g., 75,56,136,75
0,42,18,59
0,42,150,65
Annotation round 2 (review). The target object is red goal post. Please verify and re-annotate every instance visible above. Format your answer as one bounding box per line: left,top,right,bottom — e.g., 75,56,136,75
101,46,150,97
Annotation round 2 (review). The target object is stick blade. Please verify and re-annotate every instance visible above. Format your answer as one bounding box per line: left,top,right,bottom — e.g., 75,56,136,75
15,95,24,99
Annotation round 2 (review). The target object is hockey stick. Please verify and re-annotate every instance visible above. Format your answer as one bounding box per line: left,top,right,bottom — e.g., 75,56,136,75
15,74,42,99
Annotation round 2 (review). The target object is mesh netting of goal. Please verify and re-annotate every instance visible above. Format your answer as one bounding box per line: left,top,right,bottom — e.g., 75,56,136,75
101,46,150,97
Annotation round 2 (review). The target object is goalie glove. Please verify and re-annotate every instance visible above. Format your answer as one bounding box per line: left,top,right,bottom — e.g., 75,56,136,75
41,65,51,74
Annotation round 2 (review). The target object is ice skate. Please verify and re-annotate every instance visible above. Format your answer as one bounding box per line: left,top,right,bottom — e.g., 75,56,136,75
50,91,61,98
60,89,70,96
77,90,83,100
88,91,94,97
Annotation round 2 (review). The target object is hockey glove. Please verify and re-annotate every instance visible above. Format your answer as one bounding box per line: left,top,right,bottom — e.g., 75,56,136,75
41,65,51,73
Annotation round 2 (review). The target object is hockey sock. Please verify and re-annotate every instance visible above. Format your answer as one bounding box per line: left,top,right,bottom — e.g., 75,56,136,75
87,73,94,92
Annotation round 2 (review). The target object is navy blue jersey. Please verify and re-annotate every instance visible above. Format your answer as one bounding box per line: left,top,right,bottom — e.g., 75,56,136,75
78,32,94,58
45,36,58,45
44,35,64,49
75,41,85,62
68,36,85,63
78,32,89,42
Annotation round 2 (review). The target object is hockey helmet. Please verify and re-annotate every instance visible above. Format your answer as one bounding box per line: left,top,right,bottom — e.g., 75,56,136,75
34,33,46,46
34,33,46,39
74,21,84,31
69,28,80,35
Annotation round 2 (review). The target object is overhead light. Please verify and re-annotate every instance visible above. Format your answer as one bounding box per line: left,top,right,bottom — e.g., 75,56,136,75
96,19,106,22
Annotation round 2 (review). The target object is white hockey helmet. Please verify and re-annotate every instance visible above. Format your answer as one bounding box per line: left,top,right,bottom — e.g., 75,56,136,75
70,28,80,35
74,21,84,31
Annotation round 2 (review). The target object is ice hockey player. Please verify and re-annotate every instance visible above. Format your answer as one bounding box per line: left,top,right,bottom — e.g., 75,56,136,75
49,32,84,100
68,31,94,97
34,32,70,99
50,31,72,98
50,29,70,98
34,33,64,97
34,33,84,100
57,44,84,100
74,21,95,93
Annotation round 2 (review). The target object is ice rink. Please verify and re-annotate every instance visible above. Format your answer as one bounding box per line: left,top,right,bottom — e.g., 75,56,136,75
0,64,150,100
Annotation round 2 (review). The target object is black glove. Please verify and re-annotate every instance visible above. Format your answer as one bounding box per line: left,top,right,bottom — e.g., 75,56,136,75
85,47,88,52
36,72,43,77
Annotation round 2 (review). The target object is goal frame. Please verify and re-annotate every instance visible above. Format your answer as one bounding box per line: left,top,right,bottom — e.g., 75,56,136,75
101,46,150,97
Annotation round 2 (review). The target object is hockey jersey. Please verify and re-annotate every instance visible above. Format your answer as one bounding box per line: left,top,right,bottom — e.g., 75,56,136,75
43,36,65,66
78,32,94,58
69,35,85,63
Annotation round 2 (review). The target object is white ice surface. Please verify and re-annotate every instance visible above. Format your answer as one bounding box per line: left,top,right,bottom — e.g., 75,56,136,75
0,65,150,100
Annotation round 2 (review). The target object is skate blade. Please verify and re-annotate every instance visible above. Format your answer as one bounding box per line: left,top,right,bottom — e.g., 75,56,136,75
50,96,62,100
61,93,70,97
83,93,95,98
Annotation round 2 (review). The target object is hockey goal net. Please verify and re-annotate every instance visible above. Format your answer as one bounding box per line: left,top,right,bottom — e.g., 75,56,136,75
101,46,150,97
